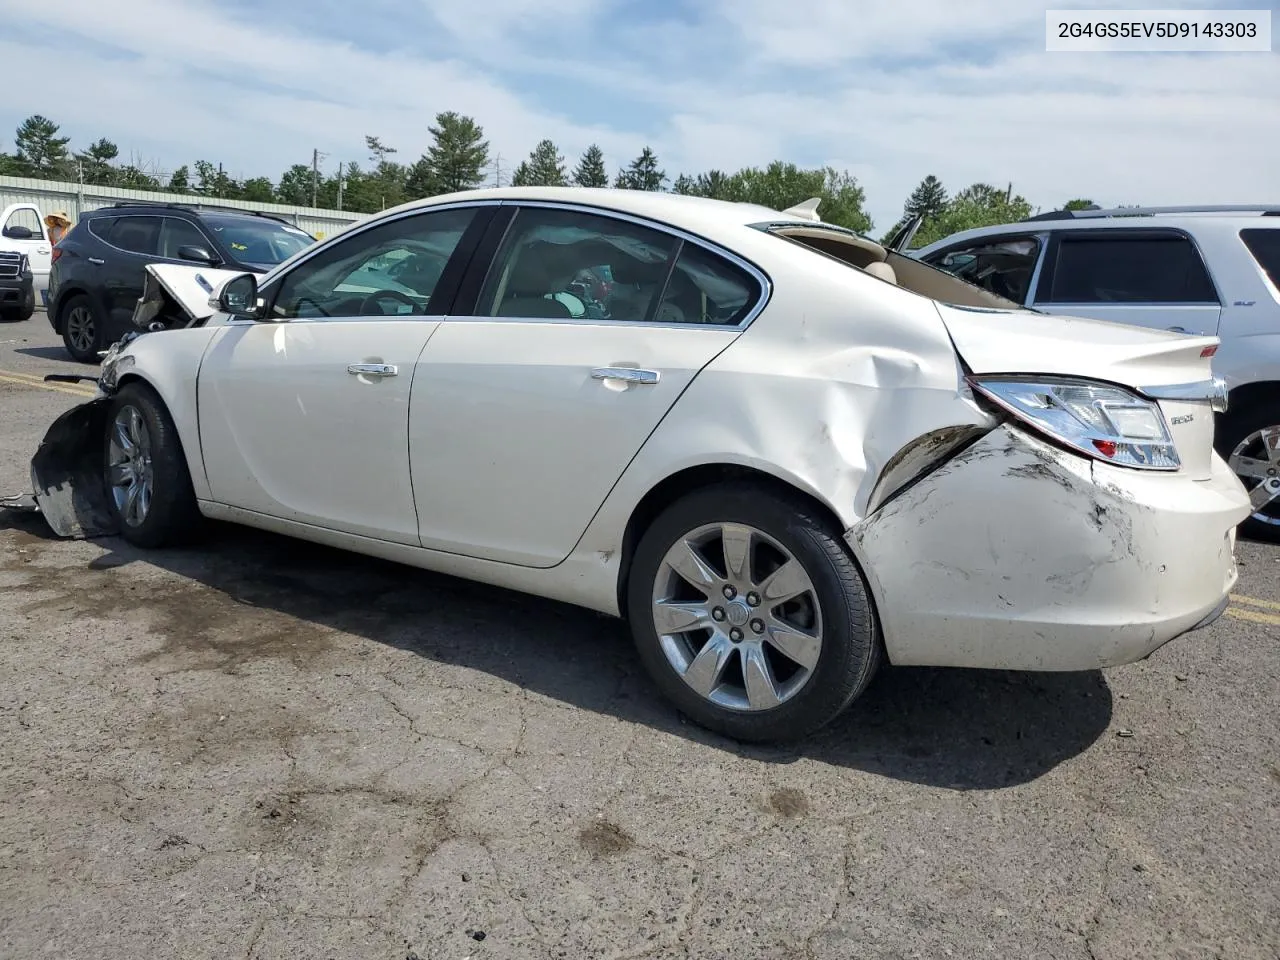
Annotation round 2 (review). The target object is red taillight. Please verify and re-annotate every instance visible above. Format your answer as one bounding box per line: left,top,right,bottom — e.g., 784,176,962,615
1200,345,1217,358
1092,439,1118,458
50,247,63,264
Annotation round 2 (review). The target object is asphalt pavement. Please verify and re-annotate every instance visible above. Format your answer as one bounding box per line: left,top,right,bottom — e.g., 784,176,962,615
1,310,1277,959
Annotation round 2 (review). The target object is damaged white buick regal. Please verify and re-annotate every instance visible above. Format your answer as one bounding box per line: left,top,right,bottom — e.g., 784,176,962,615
2,187,1252,743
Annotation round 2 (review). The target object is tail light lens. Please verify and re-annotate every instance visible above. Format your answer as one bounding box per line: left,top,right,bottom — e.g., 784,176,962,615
50,247,63,264
967,375,1181,471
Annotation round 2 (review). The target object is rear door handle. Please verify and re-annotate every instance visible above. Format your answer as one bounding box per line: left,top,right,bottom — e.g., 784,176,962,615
591,366,660,385
347,363,397,377
87,257,105,265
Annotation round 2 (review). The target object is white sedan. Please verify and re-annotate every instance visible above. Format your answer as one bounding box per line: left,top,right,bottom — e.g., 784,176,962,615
8,187,1251,743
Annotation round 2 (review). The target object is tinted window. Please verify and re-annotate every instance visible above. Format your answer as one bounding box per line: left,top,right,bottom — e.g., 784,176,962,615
270,207,476,319
202,215,313,265
1041,232,1217,304
160,218,212,259
653,242,758,325
88,216,117,241
107,216,161,256
923,235,1041,304
479,207,679,322
1240,229,1280,288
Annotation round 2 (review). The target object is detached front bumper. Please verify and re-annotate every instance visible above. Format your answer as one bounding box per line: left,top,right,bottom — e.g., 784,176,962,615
849,424,1250,672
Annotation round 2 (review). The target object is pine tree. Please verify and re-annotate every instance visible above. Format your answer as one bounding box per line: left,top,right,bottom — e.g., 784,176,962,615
168,165,191,194
614,146,666,191
418,112,490,194
512,139,567,186
571,144,608,187
14,115,71,177
75,138,119,186
903,175,947,222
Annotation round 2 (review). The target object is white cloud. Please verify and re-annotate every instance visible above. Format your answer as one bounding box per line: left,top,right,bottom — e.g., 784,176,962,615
1,0,1276,231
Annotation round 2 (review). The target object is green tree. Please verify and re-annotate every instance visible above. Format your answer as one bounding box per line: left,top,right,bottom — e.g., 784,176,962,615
416,111,490,194
168,165,191,194
614,146,666,191
76,138,119,186
276,164,314,205
903,175,948,222
194,160,242,199
117,166,161,190
693,170,732,199
1063,198,1096,211
404,157,436,200
364,136,407,210
241,177,276,202
14,115,71,177
511,139,567,187
911,182,1033,248
690,162,872,233
571,144,608,187
671,174,697,195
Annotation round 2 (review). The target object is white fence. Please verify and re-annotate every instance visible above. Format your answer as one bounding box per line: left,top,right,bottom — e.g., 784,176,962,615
0,175,365,239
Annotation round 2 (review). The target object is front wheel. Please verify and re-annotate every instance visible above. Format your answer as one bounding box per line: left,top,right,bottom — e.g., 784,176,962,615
102,382,203,548
1218,399,1280,543
626,482,882,743
0,286,35,323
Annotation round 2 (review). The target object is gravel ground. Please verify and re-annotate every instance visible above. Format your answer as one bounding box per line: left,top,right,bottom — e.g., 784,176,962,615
1,312,1277,959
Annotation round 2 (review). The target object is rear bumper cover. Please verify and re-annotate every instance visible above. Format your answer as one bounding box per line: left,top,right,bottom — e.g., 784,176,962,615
848,424,1250,672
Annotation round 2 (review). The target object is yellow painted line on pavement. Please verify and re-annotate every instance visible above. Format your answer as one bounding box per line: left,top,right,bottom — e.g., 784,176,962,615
1225,607,1280,627
0,369,97,399
1231,593,1280,612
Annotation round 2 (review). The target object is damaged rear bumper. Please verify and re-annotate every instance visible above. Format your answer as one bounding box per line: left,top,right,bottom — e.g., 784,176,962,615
848,423,1250,672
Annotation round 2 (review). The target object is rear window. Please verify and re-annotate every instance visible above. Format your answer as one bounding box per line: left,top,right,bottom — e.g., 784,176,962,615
1038,232,1218,304
88,216,117,240
1240,228,1280,288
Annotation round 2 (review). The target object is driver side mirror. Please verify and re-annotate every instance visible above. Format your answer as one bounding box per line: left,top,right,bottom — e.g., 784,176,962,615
217,273,262,318
2,225,34,240
178,244,219,265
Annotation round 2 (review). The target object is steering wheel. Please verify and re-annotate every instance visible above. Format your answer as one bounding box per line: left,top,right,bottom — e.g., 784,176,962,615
359,289,421,316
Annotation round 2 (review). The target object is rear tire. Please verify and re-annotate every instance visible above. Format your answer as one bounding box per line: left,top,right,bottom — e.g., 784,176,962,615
1217,398,1280,544
626,482,882,744
102,382,204,548
60,294,102,364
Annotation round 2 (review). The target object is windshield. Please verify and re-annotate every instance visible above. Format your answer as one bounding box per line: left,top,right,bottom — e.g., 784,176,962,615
203,215,315,265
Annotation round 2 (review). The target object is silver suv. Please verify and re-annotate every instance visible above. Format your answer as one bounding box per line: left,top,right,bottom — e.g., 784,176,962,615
911,205,1280,542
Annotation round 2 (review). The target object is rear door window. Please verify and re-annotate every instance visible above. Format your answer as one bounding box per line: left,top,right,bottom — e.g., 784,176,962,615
88,217,117,241
1240,229,1280,288
1037,231,1218,304
920,235,1042,304
106,216,161,256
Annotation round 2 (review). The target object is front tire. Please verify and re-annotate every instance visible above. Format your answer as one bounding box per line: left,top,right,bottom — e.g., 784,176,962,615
103,382,203,548
60,294,102,363
1217,398,1280,543
626,482,882,744
0,286,35,323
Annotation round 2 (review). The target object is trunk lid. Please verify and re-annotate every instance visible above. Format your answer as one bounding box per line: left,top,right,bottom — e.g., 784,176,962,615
936,303,1221,479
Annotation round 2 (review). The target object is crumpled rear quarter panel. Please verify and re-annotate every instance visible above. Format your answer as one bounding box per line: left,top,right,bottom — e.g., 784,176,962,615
849,424,1246,672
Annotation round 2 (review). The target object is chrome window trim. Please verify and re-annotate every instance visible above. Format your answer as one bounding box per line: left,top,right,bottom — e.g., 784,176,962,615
94,213,165,259
1139,378,1229,413
250,197,773,331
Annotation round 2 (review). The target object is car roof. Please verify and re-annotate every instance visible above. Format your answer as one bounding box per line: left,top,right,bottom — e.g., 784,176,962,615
372,186,821,236
914,206,1280,253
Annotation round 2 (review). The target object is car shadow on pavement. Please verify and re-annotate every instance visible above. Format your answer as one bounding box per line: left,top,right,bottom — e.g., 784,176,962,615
12,346,76,363
3,515,1113,790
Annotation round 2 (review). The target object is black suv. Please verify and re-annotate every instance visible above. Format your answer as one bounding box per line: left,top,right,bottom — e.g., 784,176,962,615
48,201,315,362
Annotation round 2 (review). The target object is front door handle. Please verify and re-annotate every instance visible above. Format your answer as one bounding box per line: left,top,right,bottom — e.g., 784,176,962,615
347,363,397,377
87,257,105,265
591,366,660,385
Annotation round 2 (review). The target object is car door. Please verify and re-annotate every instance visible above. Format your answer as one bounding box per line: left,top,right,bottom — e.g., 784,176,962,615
99,215,163,328
1029,228,1223,335
917,232,1046,305
408,202,764,568
1,204,52,295
196,203,490,545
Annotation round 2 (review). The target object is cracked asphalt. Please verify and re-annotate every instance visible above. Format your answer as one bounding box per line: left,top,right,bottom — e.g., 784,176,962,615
1,312,1278,959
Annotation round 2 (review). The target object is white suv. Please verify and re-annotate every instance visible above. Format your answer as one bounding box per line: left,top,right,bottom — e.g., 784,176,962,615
912,205,1280,542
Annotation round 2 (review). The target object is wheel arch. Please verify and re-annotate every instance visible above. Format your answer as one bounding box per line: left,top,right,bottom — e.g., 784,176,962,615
51,285,94,332
614,462,850,620
1221,380,1280,422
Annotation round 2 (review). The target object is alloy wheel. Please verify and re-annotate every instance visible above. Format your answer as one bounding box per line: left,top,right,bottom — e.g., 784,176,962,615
1228,425,1280,527
66,305,95,354
107,405,154,527
650,522,824,712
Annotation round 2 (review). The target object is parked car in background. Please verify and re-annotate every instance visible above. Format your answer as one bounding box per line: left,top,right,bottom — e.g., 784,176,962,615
0,201,51,319
912,205,1280,542
4,187,1249,743
47,201,314,362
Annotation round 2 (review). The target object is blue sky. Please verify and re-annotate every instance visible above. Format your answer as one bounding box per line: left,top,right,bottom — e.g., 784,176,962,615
1,0,1277,231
